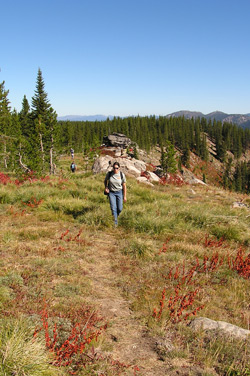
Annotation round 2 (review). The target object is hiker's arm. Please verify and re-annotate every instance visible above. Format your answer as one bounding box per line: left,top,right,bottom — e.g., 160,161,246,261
104,177,109,193
123,183,127,202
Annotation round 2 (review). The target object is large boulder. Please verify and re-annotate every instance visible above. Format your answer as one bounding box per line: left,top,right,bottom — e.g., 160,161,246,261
136,176,154,186
189,317,250,340
92,155,146,177
103,133,131,148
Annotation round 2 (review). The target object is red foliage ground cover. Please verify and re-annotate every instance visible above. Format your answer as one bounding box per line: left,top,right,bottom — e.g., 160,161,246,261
154,235,250,324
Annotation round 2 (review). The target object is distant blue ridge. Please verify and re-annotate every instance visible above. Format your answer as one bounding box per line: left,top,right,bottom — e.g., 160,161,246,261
57,111,250,128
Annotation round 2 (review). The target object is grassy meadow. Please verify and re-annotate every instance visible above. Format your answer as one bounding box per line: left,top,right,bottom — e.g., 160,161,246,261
0,154,250,375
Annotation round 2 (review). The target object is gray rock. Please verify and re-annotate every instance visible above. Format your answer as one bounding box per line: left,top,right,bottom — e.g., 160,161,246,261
189,317,250,340
154,336,174,361
103,133,131,148
92,155,147,177
232,202,249,209
147,171,160,182
136,176,154,186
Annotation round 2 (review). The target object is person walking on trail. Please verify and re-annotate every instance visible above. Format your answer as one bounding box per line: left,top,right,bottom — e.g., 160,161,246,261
104,162,127,226
70,161,76,172
70,148,74,159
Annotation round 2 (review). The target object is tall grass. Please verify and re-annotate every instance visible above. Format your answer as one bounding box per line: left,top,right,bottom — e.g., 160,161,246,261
0,317,63,376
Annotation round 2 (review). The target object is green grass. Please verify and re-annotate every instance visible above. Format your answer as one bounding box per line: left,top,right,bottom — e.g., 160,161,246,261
0,165,250,375
0,317,64,376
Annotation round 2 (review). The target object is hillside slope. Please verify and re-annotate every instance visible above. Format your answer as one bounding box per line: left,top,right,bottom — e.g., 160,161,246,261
0,162,249,375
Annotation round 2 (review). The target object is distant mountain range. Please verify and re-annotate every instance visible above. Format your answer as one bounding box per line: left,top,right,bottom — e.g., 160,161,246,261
166,111,250,129
57,115,114,122
57,111,250,129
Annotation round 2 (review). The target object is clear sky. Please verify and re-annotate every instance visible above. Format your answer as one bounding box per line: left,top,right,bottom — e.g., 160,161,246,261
1,0,250,117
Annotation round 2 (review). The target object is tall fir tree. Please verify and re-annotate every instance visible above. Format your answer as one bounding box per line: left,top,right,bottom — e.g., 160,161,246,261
19,95,31,138
0,81,12,169
161,140,177,174
181,145,190,168
18,95,41,172
200,133,209,161
31,68,57,174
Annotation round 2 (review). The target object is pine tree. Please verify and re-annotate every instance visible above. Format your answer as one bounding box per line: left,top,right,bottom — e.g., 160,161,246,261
0,81,12,169
222,156,233,190
200,133,208,161
234,163,242,192
31,68,57,174
19,95,31,138
133,144,139,159
18,95,41,172
8,110,23,172
181,145,190,168
194,121,201,156
161,141,177,174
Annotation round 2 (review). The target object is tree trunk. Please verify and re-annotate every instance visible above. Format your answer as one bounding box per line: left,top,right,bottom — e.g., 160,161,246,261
18,152,31,173
39,132,45,172
50,146,54,174
3,140,7,169
49,129,55,175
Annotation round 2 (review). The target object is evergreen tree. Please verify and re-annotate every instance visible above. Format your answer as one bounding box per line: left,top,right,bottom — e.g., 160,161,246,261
31,68,57,174
0,81,12,169
0,81,11,134
8,110,23,171
133,144,139,159
19,95,31,138
222,156,233,190
200,133,208,161
161,141,177,174
18,95,39,172
234,163,242,192
181,145,190,168
194,121,201,156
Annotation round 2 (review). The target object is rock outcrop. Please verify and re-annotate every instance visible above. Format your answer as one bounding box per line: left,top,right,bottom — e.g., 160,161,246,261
93,140,208,187
92,155,147,177
189,317,250,340
103,133,132,148
232,202,249,209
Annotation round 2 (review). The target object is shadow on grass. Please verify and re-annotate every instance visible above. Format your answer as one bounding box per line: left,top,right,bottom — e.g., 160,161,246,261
63,205,96,219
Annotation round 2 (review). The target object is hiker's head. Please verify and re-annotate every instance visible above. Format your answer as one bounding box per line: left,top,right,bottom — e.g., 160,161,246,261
113,162,120,171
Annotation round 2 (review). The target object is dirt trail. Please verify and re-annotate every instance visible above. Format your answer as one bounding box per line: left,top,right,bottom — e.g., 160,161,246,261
86,232,168,376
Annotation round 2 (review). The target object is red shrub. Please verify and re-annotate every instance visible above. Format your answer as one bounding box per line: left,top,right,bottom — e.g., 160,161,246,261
0,172,12,185
34,303,107,373
159,173,185,186
228,247,250,279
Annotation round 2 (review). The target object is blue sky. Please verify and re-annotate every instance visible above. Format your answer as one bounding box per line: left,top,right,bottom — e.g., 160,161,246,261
1,0,250,117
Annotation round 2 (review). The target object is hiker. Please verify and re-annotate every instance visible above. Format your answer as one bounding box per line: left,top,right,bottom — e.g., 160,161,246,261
70,161,76,172
70,148,74,159
104,162,127,226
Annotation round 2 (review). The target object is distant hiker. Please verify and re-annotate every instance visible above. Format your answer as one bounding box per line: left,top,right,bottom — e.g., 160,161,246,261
70,161,76,173
70,148,74,159
104,162,127,227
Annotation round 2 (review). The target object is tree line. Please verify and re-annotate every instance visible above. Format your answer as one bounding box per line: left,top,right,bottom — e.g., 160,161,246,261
56,115,250,193
1,69,250,193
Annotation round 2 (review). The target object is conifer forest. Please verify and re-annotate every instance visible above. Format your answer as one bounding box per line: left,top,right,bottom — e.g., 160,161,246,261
1,69,250,193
